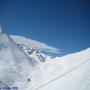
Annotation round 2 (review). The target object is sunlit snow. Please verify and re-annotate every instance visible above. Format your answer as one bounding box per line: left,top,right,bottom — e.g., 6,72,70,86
0,27,90,90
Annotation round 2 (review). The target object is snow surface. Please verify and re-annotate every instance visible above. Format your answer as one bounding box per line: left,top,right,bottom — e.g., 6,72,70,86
11,35,60,53
0,28,37,90
32,48,90,90
0,27,90,90
29,48,90,90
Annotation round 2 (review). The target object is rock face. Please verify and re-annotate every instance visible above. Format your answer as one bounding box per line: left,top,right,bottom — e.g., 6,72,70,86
0,27,37,90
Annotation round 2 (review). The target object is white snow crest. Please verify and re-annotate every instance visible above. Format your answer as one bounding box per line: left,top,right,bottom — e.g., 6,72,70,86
11,35,60,53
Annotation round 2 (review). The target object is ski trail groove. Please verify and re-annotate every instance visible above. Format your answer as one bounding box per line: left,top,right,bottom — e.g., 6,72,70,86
35,59,89,90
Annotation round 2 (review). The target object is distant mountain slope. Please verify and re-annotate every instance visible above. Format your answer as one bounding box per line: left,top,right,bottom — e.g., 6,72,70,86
11,35,54,63
11,35,60,53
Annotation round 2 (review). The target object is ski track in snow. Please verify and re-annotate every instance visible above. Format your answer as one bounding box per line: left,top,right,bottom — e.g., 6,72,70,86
35,59,89,90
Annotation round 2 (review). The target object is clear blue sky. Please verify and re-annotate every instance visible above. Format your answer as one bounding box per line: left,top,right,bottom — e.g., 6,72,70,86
0,0,89,56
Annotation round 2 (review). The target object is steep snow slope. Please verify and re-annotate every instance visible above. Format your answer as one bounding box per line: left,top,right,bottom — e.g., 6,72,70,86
0,27,37,90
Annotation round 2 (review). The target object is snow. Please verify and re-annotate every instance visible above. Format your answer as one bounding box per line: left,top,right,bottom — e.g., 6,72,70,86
0,27,90,90
37,60,90,90
11,35,60,53
0,28,37,90
31,48,90,90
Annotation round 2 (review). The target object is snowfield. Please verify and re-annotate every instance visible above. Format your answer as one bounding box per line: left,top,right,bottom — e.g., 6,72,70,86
0,27,90,90
30,48,90,90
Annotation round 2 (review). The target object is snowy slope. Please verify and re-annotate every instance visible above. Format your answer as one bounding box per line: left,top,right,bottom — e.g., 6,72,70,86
0,27,37,90
37,59,90,90
30,48,90,90
0,27,90,90
11,35,54,63
28,49,90,90
11,35,60,53
11,35,90,90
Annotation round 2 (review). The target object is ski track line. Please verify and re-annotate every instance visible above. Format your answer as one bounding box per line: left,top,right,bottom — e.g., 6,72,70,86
35,59,89,90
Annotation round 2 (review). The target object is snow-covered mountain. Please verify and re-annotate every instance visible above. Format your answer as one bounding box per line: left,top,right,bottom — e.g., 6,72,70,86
11,35,60,53
11,35,54,63
0,27,90,90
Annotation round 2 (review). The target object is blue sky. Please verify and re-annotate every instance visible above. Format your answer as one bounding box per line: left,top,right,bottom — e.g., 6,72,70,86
0,0,89,56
